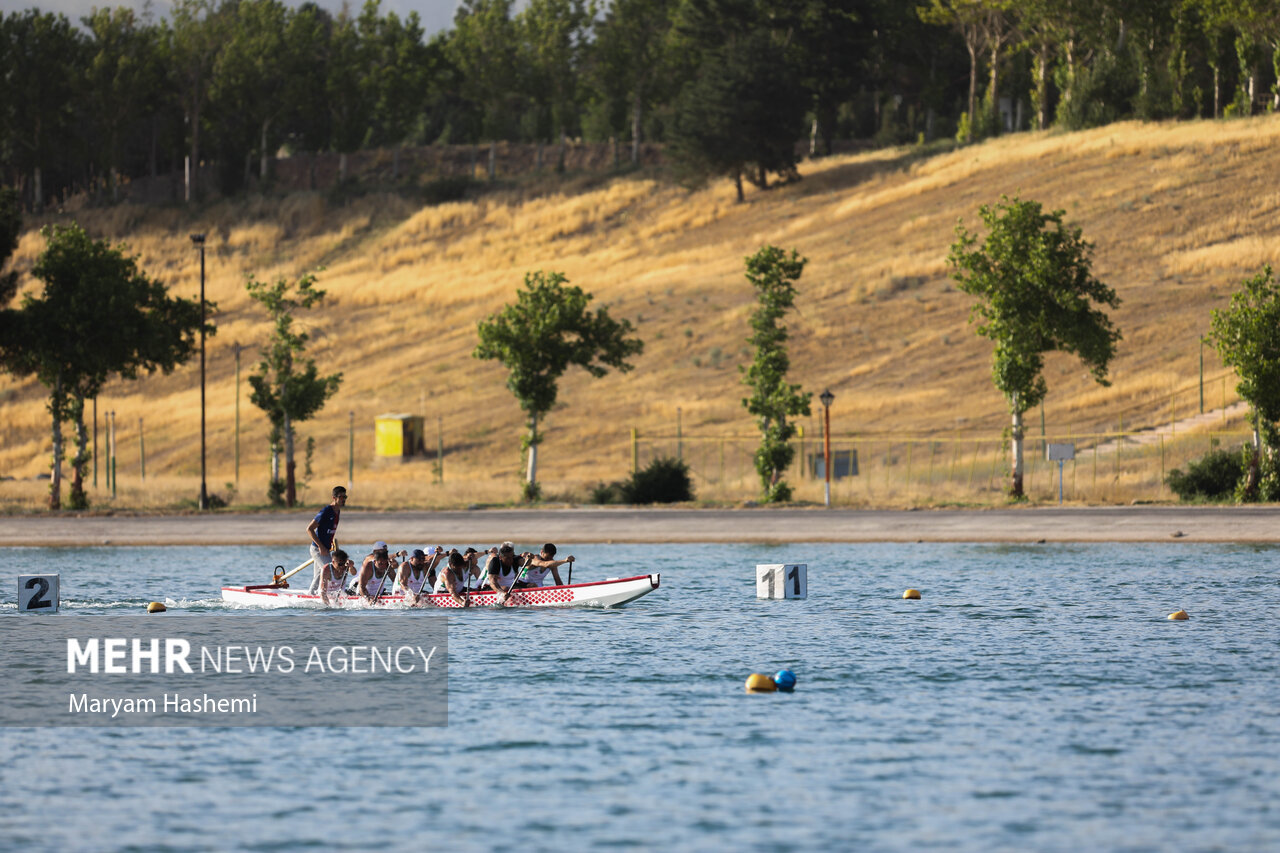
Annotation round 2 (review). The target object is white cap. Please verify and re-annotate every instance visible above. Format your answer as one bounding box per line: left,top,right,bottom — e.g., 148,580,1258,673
374,540,388,551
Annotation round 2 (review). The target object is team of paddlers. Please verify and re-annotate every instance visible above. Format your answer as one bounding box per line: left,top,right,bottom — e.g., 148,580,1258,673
303,485,574,608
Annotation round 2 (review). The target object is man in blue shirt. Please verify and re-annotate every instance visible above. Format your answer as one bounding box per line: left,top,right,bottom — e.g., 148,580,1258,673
307,486,347,594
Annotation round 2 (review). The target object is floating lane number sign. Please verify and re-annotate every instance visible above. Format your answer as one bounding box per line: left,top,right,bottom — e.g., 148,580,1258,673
756,564,807,600
18,574,60,613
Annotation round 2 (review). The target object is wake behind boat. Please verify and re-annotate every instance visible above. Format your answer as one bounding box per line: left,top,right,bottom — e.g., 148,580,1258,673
221,573,661,609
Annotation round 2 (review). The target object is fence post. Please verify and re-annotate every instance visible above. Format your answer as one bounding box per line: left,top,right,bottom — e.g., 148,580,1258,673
631,428,638,474
1160,434,1165,494
139,417,145,482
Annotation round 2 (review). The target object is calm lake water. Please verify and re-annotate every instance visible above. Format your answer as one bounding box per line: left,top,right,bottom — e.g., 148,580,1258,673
2,542,1279,851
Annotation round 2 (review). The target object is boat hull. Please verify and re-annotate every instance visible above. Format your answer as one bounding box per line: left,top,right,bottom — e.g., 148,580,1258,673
220,573,660,609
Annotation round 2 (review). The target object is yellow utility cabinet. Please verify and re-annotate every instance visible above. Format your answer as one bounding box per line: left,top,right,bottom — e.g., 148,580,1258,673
375,414,425,459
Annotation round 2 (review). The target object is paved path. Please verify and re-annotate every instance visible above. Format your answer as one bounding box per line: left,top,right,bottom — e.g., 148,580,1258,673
1,506,1278,546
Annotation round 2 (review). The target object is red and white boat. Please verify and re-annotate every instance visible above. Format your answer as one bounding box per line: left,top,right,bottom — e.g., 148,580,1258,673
220,573,661,609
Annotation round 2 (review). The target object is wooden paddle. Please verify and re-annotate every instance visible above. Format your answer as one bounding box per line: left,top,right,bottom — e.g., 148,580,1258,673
501,555,534,606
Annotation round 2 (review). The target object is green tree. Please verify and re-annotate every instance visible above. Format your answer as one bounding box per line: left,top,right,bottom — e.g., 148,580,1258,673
0,224,208,509
741,245,811,503
585,0,676,163
517,0,595,149
83,7,166,202
474,270,643,501
949,196,1121,498
359,0,432,172
1210,265,1280,500
1,10,84,211
170,0,226,201
246,271,343,508
448,0,521,142
668,30,806,201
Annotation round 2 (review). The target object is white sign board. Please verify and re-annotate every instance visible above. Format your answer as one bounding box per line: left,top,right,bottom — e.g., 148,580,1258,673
18,574,59,613
1047,443,1076,461
756,564,807,600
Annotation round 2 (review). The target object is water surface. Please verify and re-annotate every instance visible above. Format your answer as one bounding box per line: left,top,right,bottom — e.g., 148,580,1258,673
2,542,1278,851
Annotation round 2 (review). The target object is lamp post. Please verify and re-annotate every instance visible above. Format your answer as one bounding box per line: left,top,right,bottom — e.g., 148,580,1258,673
820,388,834,508
191,233,207,510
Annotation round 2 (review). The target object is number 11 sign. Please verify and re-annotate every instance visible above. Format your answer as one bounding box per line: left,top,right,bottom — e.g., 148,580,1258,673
18,575,60,613
756,564,807,600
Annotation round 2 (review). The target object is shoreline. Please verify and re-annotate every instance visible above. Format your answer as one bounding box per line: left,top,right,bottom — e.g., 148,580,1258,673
1,506,1279,546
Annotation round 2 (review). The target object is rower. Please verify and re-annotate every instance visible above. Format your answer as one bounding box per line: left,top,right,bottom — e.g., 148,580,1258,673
319,549,352,606
436,550,472,607
485,541,527,604
349,541,398,593
513,543,574,588
306,486,347,594
397,548,442,606
433,547,480,594
354,545,395,603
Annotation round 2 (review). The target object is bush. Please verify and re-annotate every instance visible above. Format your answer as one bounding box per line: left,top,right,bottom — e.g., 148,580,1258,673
588,457,695,505
624,456,695,504
588,481,628,505
1166,445,1244,502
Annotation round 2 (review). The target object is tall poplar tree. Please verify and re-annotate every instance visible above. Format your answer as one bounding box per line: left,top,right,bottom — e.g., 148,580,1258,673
246,271,343,508
741,245,811,504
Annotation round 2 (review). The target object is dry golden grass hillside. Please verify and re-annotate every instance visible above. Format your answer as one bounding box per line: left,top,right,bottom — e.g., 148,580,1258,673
2,116,1277,510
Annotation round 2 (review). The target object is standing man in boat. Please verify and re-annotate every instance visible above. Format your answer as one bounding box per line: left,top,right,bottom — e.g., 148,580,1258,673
513,543,574,588
319,549,353,606
398,547,443,606
307,486,347,594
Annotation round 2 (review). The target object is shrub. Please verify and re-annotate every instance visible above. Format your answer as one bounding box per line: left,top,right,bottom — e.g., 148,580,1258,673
1166,445,1244,502
588,481,628,505
624,456,695,504
589,457,695,505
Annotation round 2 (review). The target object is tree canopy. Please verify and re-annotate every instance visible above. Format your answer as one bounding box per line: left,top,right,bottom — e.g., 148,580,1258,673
949,196,1121,497
474,269,642,500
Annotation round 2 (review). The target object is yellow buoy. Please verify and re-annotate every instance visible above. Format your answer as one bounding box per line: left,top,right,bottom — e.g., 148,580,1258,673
903,589,921,600
745,673,777,692
1167,609,1188,620
147,602,167,613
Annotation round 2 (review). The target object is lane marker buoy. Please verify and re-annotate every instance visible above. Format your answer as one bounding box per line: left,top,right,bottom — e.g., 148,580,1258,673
903,588,921,599
774,670,797,692
147,602,166,613
745,673,777,692
1168,609,1188,620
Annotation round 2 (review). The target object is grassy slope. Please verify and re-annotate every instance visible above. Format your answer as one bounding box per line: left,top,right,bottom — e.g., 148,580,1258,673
1,116,1276,509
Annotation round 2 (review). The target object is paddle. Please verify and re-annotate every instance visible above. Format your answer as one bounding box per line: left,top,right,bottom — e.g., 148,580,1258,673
501,555,534,606
369,551,403,606
278,556,315,585
566,556,573,586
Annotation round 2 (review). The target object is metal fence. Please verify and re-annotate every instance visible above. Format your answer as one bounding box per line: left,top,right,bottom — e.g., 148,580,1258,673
630,430,1254,505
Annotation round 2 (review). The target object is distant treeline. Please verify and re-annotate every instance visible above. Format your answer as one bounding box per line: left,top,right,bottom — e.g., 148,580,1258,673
2,0,1278,209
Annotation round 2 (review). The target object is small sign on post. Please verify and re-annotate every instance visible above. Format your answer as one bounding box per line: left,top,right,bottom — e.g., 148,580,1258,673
18,574,60,613
1046,443,1075,505
756,564,807,600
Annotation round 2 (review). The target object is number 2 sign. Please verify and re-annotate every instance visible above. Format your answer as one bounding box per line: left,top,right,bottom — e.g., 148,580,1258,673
18,575,60,613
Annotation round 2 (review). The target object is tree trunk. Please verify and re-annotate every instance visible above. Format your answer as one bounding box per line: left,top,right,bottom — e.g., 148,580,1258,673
989,43,1001,133
191,78,201,202
284,414,296,507
631,92,642,166
734,170,744,203
1010,403,1025,498
260,117,270,180
525,412,538,488
71,395,89,509
49,373,63,510
34,166,42,214
966,42,978,129
1213,65,1221,117
1037,48,1049,130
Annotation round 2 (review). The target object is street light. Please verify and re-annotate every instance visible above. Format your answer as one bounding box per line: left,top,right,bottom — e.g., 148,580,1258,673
819,388,834,508
191,233,207,511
